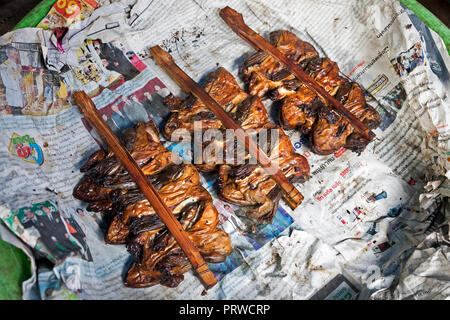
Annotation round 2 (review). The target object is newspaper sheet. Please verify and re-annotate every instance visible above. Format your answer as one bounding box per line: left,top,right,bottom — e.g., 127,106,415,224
0,0,449,300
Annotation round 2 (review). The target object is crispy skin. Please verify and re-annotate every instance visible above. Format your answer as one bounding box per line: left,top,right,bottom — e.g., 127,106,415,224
73,121,232,288
162,68,310,223
218,123,310,223
241,30,381,155
163,68,268,140
125,201,231,288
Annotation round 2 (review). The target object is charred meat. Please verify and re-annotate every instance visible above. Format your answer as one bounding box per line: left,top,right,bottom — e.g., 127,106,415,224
241,30,381,155
73,121,232,288
162,67,310,223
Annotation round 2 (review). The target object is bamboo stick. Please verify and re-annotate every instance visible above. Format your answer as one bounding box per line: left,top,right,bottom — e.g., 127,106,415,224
219,6,375,142
150,46,303,210
73,91,217,289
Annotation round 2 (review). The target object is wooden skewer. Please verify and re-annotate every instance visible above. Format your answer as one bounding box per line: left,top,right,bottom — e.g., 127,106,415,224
219,6,375,142
73,91,217,289
150,46,303,210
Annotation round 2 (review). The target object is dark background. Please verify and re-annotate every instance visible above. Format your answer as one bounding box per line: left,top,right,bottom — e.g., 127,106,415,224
418,0,450,27
0,0,449,36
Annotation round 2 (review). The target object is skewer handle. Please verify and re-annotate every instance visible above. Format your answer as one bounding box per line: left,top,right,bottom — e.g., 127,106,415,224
73,91,217,289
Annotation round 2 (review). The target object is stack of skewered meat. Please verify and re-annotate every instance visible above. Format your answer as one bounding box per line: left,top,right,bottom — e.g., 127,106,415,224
73,121,232,288
162,67,310,223
240,30,381,155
